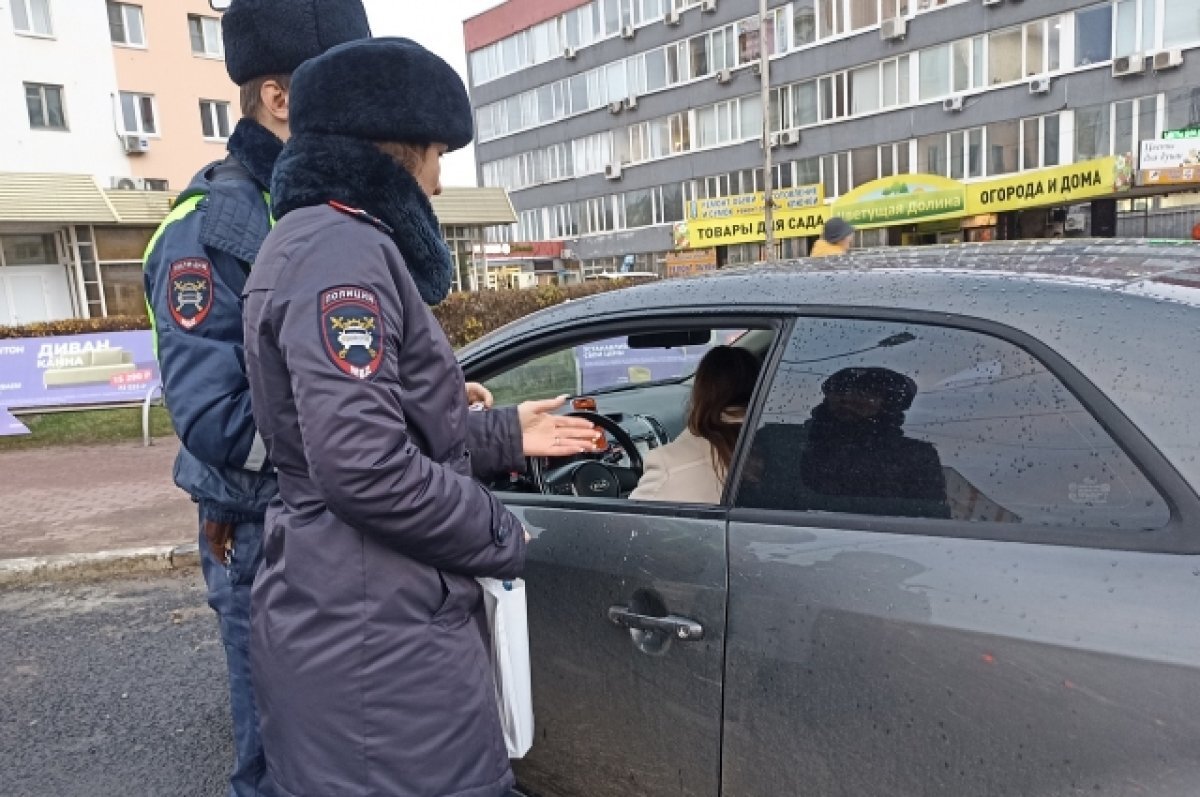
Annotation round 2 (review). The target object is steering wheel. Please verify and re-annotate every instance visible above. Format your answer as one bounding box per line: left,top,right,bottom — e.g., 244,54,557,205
532,411,645,498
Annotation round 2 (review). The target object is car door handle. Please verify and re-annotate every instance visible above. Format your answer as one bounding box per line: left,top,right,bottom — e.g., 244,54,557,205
607,605,705,641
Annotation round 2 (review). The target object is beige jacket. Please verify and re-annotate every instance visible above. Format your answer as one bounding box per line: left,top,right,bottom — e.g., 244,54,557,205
630,427,727,504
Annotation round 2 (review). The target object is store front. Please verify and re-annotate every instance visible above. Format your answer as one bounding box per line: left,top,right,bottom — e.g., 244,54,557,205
670,156,1134,260
0,231,76,326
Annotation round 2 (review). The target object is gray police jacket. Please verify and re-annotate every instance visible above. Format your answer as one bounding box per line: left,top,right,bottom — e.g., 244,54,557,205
243,203,527,797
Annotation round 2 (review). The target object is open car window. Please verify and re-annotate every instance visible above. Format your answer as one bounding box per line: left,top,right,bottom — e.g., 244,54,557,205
477,324,775,505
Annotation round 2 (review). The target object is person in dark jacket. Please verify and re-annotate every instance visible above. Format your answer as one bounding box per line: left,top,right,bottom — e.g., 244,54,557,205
140,2,371,795
241,38,596,797
741,367,950,518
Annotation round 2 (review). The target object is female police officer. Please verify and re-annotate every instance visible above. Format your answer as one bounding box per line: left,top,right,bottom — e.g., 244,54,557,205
242,38,594,797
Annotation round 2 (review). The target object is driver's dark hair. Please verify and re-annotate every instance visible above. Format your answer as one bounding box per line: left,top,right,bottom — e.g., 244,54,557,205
688,345,761,482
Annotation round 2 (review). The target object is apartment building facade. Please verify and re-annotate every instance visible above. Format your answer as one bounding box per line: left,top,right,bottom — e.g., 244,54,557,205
0,0,242,326
465,0,1200,274
109,0,241,191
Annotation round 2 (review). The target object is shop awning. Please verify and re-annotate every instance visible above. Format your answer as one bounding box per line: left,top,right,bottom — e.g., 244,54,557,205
432,187,517,226
103,189,177,225
0,172,119,224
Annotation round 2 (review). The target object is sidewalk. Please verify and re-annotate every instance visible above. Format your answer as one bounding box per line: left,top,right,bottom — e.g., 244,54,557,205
0,439,194,560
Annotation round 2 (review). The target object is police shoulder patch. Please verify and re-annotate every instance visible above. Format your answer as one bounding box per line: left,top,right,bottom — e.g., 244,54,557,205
168,258,213,330
320,286,385,380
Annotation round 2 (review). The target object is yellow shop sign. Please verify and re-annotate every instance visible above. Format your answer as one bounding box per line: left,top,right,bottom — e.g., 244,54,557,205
832,174,967,229
686,184,824,220
675,207,827,248
967,156,1128,214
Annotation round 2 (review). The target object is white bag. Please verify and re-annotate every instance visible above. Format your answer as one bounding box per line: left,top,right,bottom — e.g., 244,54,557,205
477,577,535,758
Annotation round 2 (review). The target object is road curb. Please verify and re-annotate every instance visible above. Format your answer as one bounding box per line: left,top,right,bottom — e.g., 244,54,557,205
0,542,200,587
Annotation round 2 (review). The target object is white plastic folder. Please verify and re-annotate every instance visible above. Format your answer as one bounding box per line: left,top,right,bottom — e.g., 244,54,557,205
477,577,534,758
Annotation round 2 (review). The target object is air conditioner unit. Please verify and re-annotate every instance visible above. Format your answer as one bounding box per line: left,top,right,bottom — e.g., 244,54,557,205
701,0,716,13
752,61,762,75
123,134,150,154
110,176,147,190
715,68,732,85
624,95,638,110
665,8,681,25
621,24,635,39
1028,76,1051,95
564,46,577,60
780,129,801,146
1153,49,1184,71
943,95,964,112
608,100,624,115
604,162,623,180
767,132,782,149
880,17,906,41
561,248,574,259
1112,54,1146,77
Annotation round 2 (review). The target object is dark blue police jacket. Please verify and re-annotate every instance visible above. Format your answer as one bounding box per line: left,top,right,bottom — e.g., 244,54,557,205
142,120,281,524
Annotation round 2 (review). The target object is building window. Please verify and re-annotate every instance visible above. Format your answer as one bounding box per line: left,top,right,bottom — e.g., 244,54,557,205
1075,4,1113,66
918,133,946,176
1166,87,1200,130
986,120,1020,175
1021,113,1061,170
24,83,66,130
107,2,145,46
120,92,157,135
11,0,52,36
188,14,223,58
918,44,951,100
1074,103,1111,162
200,100,231,140
1113,95,1159,156
1163,0,1200,47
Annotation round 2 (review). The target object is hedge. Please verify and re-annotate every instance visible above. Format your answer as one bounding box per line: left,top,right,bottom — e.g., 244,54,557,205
0,280,648,347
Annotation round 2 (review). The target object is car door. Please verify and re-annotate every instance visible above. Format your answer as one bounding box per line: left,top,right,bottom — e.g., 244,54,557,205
464,318,768,797
721,314,1200,796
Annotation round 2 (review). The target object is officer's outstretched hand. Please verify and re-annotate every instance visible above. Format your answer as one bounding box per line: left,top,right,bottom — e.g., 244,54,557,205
518,396,599,457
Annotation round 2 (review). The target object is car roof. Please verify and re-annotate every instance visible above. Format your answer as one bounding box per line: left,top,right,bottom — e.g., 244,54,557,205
461,239,1200,491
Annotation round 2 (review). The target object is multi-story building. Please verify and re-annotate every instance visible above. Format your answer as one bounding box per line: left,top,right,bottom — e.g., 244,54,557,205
0,0,238,325
109,0,241,192
465,0,1200,275
1,0,132,179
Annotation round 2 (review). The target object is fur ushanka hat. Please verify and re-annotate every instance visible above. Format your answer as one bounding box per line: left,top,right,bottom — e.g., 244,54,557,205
287,37,475,151
221,0,372,86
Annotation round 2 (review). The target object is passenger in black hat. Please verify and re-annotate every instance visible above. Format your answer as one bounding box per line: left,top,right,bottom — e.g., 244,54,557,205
741,367,950,518
140,2,370,796
241,37,596,797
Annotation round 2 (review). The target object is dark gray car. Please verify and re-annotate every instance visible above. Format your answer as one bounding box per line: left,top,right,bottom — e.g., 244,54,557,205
460,239,1200,797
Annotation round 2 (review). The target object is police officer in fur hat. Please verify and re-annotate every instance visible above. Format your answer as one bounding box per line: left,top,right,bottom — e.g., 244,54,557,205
141,2,370,795
242,37,596,795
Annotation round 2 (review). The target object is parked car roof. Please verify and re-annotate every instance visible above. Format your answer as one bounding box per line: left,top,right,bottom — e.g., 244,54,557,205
460,239,1200,494
466,239,1200,352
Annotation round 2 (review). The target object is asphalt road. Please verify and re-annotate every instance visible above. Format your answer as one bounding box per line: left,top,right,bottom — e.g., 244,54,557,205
0,572,231,797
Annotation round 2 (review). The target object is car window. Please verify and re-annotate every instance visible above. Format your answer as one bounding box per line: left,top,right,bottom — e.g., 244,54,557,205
736,318,1170,530
479,326,766,505
484,329,746,405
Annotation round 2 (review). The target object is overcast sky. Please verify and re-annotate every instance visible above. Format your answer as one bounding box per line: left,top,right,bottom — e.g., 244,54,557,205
361,0,503,187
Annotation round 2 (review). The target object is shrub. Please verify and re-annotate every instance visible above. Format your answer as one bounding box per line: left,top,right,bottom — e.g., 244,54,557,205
0,315,150,339
0,280,649,347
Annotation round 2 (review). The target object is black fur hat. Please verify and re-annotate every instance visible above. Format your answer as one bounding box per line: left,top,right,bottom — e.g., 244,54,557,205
289,37,475,151
222,0,371,85
822,367,918,412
